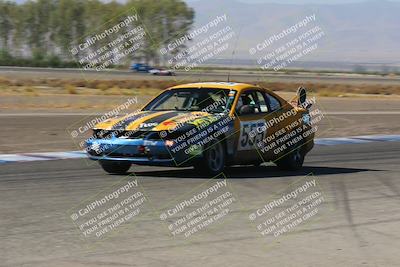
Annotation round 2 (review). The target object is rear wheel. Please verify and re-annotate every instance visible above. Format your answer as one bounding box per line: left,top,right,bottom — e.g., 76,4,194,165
194,140,225,176
275,146,305,171
99,160,131,174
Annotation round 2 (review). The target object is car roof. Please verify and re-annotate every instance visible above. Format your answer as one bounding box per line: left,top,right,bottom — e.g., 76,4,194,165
168,82,261,92
166,82,288,105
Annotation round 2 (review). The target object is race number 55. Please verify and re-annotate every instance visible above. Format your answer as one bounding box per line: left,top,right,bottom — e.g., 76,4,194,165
238,120,266,151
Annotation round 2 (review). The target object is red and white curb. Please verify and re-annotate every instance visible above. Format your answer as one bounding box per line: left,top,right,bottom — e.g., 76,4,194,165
0,135,400,164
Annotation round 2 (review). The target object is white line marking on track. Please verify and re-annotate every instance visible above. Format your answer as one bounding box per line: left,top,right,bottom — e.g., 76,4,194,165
0,151,86,163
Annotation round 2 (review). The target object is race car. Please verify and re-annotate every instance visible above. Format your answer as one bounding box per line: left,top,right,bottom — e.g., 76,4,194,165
148,68,176,76
130,63,153,72
86,82,315,176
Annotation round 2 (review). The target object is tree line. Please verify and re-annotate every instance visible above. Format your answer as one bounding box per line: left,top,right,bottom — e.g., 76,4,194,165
0,0,194,67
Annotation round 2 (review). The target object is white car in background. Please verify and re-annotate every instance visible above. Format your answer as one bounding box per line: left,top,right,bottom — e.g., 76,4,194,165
148,68,176,76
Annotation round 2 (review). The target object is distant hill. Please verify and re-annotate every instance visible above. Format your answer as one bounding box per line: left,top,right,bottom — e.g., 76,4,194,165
186,0,400,64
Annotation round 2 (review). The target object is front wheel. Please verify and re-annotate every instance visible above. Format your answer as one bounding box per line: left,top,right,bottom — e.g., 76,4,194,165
99,160,131,174
194,140,225,176
275,146,305,171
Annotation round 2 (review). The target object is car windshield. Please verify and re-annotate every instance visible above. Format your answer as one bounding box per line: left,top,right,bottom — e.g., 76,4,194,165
143,88,235,113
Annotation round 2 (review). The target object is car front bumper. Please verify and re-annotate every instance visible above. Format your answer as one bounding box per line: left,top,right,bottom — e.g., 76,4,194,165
85,137,199,167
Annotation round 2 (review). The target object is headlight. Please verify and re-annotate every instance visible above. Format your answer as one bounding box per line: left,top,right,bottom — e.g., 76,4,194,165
165,140,174,147
302,114,311,125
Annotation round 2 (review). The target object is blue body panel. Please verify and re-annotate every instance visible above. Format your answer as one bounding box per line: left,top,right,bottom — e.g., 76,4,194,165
85,137,198,167
130,63,153,72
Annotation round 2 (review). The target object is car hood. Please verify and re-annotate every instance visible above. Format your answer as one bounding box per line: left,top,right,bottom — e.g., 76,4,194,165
94,110,225,132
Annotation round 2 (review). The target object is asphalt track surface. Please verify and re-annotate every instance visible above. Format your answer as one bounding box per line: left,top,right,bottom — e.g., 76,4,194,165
1,141,400,266
1,66,400,85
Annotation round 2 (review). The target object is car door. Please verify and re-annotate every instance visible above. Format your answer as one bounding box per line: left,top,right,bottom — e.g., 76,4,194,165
234,89,270,164
262,91,301,161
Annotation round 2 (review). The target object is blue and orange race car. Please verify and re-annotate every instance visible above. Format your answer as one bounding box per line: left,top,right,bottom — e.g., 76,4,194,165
86,82,315,176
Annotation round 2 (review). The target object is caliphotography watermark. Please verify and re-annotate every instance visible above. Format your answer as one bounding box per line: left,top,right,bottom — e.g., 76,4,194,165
70,9,146,72
153,89,237,167
251,96,324,159
232,86,330,169
159,14,236,82
68,176,149,244
66,97,140,160
248,175,326,241
249,14,326,71
158,175,240,240
160,114,235,166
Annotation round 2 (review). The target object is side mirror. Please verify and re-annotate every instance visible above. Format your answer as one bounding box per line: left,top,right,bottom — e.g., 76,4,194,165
297,87,307,106
297,86,312,110
239,105,255,115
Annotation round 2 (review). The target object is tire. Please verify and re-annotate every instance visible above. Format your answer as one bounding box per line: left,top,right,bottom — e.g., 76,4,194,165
275,145,305,171
194,140,225,176
99,160,131,174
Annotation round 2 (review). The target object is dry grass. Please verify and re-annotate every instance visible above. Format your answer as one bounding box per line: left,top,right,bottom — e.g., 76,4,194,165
96,82,109,91
0,76,11,86
0,78,178,91
64,84,77,94
0,76,399,96
23,87,39,96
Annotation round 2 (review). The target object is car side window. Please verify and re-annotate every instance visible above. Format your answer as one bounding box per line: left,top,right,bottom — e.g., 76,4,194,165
236,91,256,114
236,90,271,114
266,93,281,111
254,91,269,113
